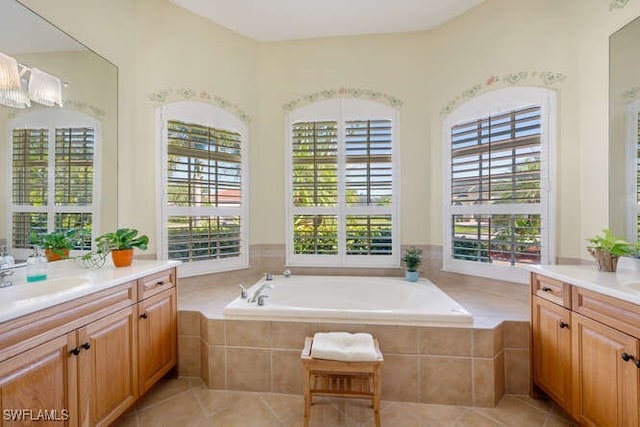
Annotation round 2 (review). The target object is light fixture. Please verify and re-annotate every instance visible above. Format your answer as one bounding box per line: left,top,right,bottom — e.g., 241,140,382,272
28,68,63,107
0,51,30,108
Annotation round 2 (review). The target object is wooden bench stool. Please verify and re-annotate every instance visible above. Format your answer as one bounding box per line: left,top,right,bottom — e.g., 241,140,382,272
300,336,383,427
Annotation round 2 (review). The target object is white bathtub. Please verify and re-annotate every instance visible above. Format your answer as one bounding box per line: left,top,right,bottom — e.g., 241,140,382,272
223,275,473,324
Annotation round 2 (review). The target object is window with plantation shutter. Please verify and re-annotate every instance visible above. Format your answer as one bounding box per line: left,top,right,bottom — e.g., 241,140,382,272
444,88,556,284
287,98,398,267
159,102,248,277
625,100,640,242
9,110,98,259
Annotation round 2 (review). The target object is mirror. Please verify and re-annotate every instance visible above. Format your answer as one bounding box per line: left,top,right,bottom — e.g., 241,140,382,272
0,0,117,258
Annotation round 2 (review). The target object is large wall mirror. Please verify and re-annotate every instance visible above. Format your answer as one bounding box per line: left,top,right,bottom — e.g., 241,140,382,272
0,0,117,260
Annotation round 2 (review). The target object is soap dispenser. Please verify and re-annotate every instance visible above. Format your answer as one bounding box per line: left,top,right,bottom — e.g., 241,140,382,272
26,247,47,282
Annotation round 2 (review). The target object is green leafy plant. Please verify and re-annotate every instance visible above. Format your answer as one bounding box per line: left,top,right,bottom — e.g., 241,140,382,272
30,228,83,259
401,247,423,272
95,228,149,252
586,229,637,257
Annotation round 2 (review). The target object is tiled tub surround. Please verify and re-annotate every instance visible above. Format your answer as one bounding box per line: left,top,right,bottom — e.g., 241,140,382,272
177,245,532,408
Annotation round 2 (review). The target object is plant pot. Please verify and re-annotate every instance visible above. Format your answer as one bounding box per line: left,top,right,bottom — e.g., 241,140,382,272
45,248,69,262
588,248,619,272
405,270,419,282
111,249,134,267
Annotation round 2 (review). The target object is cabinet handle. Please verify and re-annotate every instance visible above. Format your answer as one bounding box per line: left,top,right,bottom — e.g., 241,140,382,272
621,352,635,362
542,287,552,292
81,342,91,350
140,312,148,319
70,347,80,356
156,280,165,285
559,321,569,329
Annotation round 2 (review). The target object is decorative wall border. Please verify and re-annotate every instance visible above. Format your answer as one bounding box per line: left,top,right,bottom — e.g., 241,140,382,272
148,88,251,123
439,71,567,115
610,0,630,11
5,99,107,120
282,87,403,111
623,86,640,101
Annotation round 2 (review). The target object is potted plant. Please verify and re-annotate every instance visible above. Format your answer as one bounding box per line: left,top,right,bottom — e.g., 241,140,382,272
95,228,149,267
32,229,80,262
586,229,638,272
402,246,423,282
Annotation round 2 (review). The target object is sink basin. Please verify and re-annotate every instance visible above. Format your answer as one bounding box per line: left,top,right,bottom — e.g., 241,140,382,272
2,276,90,302
624,281,640,291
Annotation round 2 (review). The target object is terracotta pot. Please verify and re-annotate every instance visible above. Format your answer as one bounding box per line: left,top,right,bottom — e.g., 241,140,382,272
111,249,134,267
45,248,69,262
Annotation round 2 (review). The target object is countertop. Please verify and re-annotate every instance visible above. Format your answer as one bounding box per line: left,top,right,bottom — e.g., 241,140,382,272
527,262,640,305
0,258,180,324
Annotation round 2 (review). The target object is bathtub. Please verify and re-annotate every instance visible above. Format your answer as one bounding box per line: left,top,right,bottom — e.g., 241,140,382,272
223,275,473,324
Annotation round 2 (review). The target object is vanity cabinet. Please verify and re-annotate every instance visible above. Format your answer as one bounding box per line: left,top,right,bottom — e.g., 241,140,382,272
137,269,177,394
531,273,640,427
531,295,572,411
0,265,177,427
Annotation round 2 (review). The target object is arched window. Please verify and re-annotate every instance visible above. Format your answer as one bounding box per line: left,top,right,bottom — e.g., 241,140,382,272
443,87,556,283
158,102,248,277
9,108,100,259
286,98,399,267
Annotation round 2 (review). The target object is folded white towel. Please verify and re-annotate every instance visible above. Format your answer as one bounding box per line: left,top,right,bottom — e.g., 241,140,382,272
311,332,378,362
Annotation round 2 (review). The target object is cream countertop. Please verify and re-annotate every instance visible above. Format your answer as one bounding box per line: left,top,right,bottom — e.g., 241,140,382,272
527,260,640,305
0,259,180,324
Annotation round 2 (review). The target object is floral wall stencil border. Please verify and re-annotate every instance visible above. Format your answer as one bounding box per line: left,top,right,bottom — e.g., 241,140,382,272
282,87,403,111
439,71,567,115
148,88,252,123
6,99,107,120
610,0,629,11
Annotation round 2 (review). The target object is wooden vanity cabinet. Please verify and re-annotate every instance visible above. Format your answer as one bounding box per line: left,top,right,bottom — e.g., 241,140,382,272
137,269,177,395
531,273,640,427
531,295,572,411
0,266,177,427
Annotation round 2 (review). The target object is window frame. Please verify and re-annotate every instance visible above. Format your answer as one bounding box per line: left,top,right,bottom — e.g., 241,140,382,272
285,98,400,268
442,87,557,284
625,98,640,242
157,101,249,277
7,108,101,260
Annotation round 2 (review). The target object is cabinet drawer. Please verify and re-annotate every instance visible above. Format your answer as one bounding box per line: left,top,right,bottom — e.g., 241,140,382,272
532,274,571,308
138,268,176,300
572,286,640,339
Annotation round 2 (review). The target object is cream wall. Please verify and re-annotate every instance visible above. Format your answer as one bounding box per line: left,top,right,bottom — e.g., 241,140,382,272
19,0,640,261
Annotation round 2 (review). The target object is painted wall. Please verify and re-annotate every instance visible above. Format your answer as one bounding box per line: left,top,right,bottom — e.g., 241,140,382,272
18,0,640,261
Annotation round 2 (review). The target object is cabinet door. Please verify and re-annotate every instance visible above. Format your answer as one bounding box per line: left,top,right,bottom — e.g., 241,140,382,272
531,295,572,412
138,288,177,394
77,306,138,427
572,312,639,427
0,333,77,427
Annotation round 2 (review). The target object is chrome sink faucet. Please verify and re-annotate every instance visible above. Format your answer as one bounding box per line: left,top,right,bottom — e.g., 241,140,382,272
0,268,13,288
249,283,273,303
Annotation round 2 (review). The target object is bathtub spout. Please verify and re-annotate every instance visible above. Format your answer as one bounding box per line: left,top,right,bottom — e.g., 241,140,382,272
249,283,273,303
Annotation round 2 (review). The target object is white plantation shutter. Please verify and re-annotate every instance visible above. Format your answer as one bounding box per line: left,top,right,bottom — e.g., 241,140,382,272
287,99,398,267
159,102,248,277
10,111,98,256
444,88,555,284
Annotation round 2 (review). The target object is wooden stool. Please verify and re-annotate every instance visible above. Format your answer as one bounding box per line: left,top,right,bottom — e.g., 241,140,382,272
300,336,383,427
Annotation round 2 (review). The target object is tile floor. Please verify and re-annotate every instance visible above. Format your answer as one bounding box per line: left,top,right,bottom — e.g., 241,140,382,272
111,377,576,427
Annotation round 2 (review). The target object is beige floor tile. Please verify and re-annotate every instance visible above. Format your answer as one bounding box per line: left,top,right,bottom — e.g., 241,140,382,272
137,390,206,427
193,388,258,416
190,394,280,427
283,399,360,427
110,412,139,427
544,414,578,427
135,377,203,410
454,409,503,426
259,393,304,423
474,395,549,427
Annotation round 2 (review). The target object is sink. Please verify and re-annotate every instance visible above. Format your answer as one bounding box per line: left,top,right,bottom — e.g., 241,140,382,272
2,276,90,302
624,281,640,291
